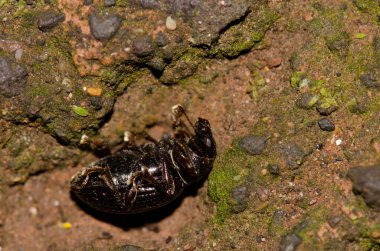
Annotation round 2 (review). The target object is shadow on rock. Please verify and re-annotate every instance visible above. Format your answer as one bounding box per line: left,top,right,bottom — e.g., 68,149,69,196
70,180,205,230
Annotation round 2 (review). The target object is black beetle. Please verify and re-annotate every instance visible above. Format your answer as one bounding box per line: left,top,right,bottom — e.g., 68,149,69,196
71,105,216,214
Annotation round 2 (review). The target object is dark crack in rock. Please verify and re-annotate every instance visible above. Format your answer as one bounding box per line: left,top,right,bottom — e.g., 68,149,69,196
38,11,65,32
348,165,380,211
0,56,28,98
239,135,269,155
182,0,251,46
279,233,302,251
89,12,122,41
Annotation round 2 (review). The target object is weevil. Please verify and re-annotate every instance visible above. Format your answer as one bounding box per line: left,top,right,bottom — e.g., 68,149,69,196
70,105,216,214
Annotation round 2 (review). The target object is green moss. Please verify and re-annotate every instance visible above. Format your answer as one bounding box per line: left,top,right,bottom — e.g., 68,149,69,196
290,72,306,88
160,48,204,84
353,0,380,20
248,69,267,100
212,7,279,58
208,143,251,224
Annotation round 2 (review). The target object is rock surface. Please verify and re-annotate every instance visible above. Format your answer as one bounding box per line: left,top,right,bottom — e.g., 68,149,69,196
0,56,28,97
348,165,380,211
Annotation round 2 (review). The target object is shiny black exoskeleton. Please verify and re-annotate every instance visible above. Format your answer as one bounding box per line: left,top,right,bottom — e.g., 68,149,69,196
70,105,216,214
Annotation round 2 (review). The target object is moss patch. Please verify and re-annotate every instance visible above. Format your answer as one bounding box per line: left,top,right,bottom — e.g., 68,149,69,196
208,142,251,223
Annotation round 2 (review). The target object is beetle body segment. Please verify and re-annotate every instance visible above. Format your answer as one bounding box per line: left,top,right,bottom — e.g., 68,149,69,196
71,116,216,214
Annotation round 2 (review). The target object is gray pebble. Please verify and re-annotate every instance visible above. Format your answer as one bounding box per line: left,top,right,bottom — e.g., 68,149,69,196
15,49,23,61
316,103,338,116
132,36,155,57
239,135,269,155
140,0,160,9
155,32,168,47
348,165,380,211
83,0,93,5
360,73,380,88
280,143,306,169
0,57,28,98
148,57,166,72
231,186,248,213
54,129,70,145
89,13,122,41
279,233,302,251
268,164,280,176
104,0,115,7
327,215,341,228
318,118,335,131
296,93,318,109
38,11,65,32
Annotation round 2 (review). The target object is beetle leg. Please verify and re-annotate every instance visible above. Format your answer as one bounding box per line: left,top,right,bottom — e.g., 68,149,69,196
156,153,176,195
127,159,176,198
71,165,105,189
172,104,195,137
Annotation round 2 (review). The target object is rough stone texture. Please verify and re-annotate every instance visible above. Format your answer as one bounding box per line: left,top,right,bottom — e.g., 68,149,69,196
231,185,249,213
318,118,335,131
0,0,276,145
360,73,380,88
239,135,269,155
0,56,28,98
349,165,380,211
279,233,302,251
89,12,122,41
177,0,251,46
279,143,307,170
37,11,65,31
132,36,155,57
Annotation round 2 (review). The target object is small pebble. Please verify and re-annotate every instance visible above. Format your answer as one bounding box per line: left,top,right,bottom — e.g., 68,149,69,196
29,207,38,216
132,35,154,57
296,93,318,109
89,13,122,41
348,165,380,211
84,0,93,5
166,16,177,30
15,49,23,61
86,87,102,96
256,187,268,202
38,11,65,32
268,164,280,176
309,199,317,205
327,215,341,228
335,139,342,146
59,222,72,229
104,0,115,7
261,168,268,176
239,135,269,155
360,73,380,88
279,233,302,251
318,118,335,131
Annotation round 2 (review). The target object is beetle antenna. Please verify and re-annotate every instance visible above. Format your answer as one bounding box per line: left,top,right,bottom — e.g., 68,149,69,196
171,104,195,133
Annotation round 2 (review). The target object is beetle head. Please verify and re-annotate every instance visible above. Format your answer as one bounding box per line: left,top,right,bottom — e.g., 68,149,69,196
190,118,217,159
